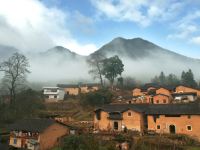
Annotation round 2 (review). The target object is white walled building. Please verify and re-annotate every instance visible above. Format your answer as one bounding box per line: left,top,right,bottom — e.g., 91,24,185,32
43,87,65,102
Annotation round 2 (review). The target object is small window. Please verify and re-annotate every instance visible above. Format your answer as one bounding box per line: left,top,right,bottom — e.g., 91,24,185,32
54,95,57,98
163,99,166,103
188,115,191,119
187,125,192,131
13,138,17,144
157,125,160,129
128,112,132,116
156,100,159,104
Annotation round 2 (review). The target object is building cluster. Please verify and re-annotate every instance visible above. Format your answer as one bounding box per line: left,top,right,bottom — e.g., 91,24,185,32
115,84,200,104
43,83,100,102
94,103,200,141
7,83,200,149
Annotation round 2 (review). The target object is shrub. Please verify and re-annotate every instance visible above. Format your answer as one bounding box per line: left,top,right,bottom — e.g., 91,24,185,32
81,88,113,107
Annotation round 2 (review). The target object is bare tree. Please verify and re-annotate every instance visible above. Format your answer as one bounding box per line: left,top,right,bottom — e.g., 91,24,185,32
0,53,30,104
87,53,105,87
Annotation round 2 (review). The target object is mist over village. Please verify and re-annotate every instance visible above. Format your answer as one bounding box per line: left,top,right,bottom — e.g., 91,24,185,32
1,0,200,150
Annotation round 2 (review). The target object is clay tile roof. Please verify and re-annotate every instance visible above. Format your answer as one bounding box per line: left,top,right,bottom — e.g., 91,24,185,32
9,119,56,132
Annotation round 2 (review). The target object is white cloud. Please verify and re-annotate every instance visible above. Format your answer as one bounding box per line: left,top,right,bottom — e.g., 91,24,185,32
167,24,198,39
91,0,183,27
190,36,200,45
167,10,200,44
0,0,97,55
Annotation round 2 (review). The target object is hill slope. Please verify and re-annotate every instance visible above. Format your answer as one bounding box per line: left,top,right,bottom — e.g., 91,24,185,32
91,37,200,81
93,37,197,61
27,46,89,82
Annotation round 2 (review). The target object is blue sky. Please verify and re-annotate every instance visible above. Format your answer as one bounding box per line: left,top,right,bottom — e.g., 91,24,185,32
0,0,200,58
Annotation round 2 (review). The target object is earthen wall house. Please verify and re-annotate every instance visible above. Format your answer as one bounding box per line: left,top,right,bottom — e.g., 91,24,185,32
153,94,171,104
176,86,200,96
94,104,200,141
9,119,69,150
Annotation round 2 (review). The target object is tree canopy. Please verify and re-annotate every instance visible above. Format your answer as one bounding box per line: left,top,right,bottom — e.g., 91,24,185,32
102,55,124,87
81,88,113,107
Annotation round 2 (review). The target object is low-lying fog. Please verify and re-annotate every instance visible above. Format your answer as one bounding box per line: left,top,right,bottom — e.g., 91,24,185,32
24,49,200,89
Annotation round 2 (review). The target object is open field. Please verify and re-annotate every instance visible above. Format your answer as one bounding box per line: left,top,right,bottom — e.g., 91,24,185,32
42,99,94,121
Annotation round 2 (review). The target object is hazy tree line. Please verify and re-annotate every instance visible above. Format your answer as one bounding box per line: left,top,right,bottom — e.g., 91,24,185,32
151,69,199,88
88,53,200,90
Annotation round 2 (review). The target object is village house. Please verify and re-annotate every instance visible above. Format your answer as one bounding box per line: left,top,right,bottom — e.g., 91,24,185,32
43,87,65,102
94,103,200,141
132,86,172,104
111,96,147,104
132,88,144,97
80,83,100,93
176,85,200,96
132,83,159,97
153,94,171,104
131,84,183,104
156,87,172,97
9,119,69,150
94,104,146,132
57,84,80,96
57,83,100,96
172,92,197,103
147,104,200,141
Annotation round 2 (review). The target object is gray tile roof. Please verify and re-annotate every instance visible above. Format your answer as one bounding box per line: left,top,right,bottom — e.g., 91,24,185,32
96,103,200,115
9,119,56,132
172,92,197,97
57,83,100,88
57,84,79,88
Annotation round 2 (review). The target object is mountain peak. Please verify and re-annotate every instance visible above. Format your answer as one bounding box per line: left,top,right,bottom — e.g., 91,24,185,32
93,37,161,58
41,46,84,59
44,46,76,56
112,37,146,42
51,46,71,52
112,37,125,41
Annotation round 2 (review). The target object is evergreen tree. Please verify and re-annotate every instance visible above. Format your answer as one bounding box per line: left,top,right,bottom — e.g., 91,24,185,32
158,71,166,85
151,75,159,84
181,71,185,84
166,74,180,86
181,69,197,88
